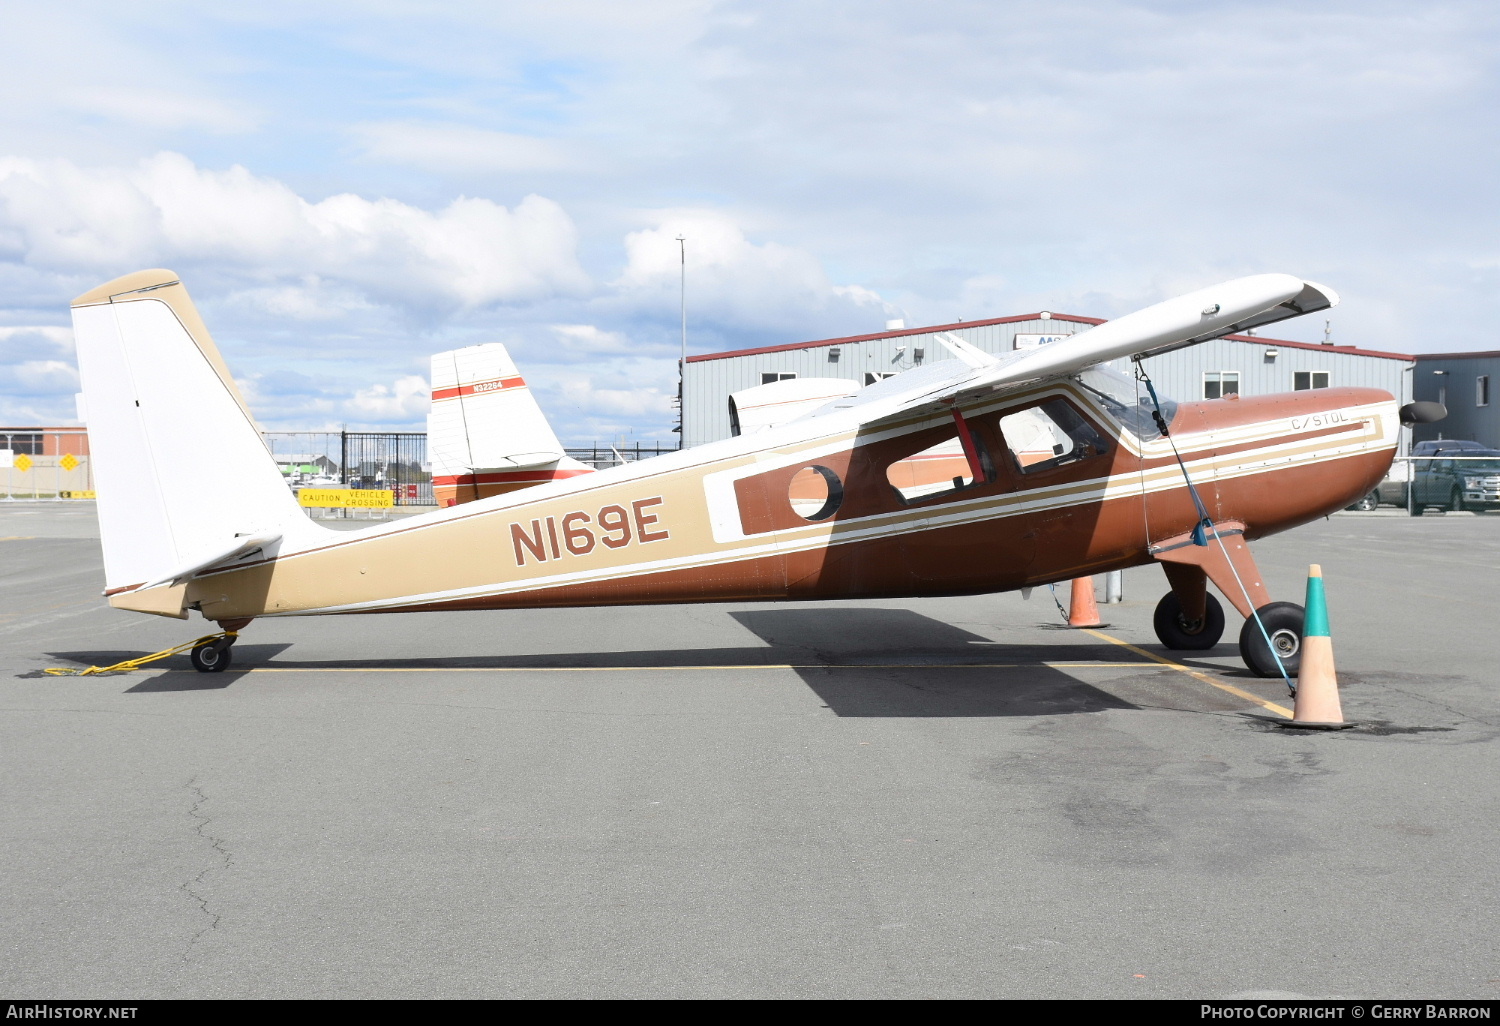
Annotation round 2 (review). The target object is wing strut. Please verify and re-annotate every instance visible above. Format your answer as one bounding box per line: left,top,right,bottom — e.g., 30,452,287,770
951,408,984,482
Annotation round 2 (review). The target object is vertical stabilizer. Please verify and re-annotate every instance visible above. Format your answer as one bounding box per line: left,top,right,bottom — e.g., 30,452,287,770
70,270,326,609
427,342,593,505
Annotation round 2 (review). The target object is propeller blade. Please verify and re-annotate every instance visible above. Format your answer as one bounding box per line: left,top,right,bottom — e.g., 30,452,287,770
1399,401,1447,426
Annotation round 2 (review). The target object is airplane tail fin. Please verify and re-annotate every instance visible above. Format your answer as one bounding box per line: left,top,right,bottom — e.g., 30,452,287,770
427,342,593,506
70,270,325,613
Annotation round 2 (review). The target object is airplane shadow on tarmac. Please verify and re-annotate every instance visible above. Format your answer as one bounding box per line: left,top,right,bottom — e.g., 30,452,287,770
43,644,294,692
46,609,1139,715
728,607,1136,717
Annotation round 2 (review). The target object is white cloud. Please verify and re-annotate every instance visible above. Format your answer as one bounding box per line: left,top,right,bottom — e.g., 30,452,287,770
0,152,591,308
220,278,381,322
354,122,573,173
548,323,634,356
1,1,1497,437
345,375,431,422
63,87,259,135
615,211,896,333
0,328,79,424
555,378,673,419
0,325,72,350
11,359,79,393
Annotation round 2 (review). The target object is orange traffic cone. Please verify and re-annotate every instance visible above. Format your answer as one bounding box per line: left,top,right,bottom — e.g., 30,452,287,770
1284,564,1353,730
1068,576,1104,628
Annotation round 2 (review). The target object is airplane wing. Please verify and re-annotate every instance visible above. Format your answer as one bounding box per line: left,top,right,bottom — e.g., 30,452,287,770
802,273,1337,426
967,273,1336,383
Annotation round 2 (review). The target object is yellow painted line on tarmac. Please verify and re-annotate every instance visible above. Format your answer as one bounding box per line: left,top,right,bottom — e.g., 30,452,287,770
160,661,1156,673
0,536,35,541
1081,628,1294,719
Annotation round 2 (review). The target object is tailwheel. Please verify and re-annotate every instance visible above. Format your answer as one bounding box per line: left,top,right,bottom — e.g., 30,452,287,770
190,637,234,673
1238,602,1304,678
1152,591,1225,650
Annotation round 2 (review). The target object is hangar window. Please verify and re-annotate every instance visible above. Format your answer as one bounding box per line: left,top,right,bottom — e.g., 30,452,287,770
998,398,1107,475
1203,371,1240,399
864,371,898,386
885,426,993,504
0,433,42,455
1294,371,1330,390
1478,375,1490,408
761,372,797,385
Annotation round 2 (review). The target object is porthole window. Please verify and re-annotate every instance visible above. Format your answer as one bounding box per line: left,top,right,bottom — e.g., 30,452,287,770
788,465,844,521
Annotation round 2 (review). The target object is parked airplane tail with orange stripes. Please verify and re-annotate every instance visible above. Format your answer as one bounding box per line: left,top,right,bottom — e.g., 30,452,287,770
426,343,594,506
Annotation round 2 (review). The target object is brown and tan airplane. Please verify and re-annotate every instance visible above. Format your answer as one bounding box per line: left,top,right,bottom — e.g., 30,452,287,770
69,268,1438,676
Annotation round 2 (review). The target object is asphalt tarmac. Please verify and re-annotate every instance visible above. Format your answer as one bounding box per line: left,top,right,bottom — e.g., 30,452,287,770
1,502,1496,999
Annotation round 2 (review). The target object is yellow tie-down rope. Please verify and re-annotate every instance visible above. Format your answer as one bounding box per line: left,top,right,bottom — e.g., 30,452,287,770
43,631,237,676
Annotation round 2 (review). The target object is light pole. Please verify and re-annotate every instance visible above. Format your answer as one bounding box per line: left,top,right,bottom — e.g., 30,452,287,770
677,235,686,365
677,235,686,448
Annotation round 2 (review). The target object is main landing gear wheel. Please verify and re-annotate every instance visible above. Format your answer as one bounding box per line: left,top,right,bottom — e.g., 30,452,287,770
1152,591,1225,650
1238,602,1304,678
190,637,234,673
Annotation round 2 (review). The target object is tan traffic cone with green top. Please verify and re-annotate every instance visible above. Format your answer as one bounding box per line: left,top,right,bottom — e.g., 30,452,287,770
1288,564,1351,729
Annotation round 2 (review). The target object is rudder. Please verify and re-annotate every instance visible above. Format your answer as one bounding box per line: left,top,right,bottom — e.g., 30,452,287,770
70,270,326,609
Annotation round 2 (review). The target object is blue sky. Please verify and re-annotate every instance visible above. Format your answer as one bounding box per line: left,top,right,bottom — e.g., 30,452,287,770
1,0,1496,440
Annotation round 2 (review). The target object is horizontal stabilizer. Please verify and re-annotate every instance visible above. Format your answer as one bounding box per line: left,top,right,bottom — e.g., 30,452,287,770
139,531,282,591
937,334,1000,369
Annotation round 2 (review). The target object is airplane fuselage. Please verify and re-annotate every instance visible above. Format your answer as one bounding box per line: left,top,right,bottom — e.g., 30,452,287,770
132,380,1397,623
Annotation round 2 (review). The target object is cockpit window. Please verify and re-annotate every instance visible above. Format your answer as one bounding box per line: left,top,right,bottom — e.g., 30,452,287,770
999,398,1108,475
1074,365,1177,441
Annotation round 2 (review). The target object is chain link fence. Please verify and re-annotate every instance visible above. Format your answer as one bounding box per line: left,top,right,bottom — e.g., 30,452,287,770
1,428,93,499
4,428,676,508
565,443,679,470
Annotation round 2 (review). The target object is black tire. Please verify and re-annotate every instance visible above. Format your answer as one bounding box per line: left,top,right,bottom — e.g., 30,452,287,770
1350,491,1379,512
190,639,233,673
1238,602,1304,678
1449,488,1464,513
1408,497,1425,516
1152,591,1225,650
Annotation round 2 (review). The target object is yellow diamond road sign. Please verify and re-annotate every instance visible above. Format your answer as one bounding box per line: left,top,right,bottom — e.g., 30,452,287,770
59,453,79,471
13,454,31,472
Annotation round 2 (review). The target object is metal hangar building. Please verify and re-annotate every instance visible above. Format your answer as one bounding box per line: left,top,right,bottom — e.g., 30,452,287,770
680,312,1416,449
1412,350,1500,448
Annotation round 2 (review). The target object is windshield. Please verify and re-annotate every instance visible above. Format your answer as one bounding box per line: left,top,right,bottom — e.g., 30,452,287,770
1073,364,1177,442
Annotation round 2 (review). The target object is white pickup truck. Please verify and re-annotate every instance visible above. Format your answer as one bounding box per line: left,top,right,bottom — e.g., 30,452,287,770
1348,462,1412,510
